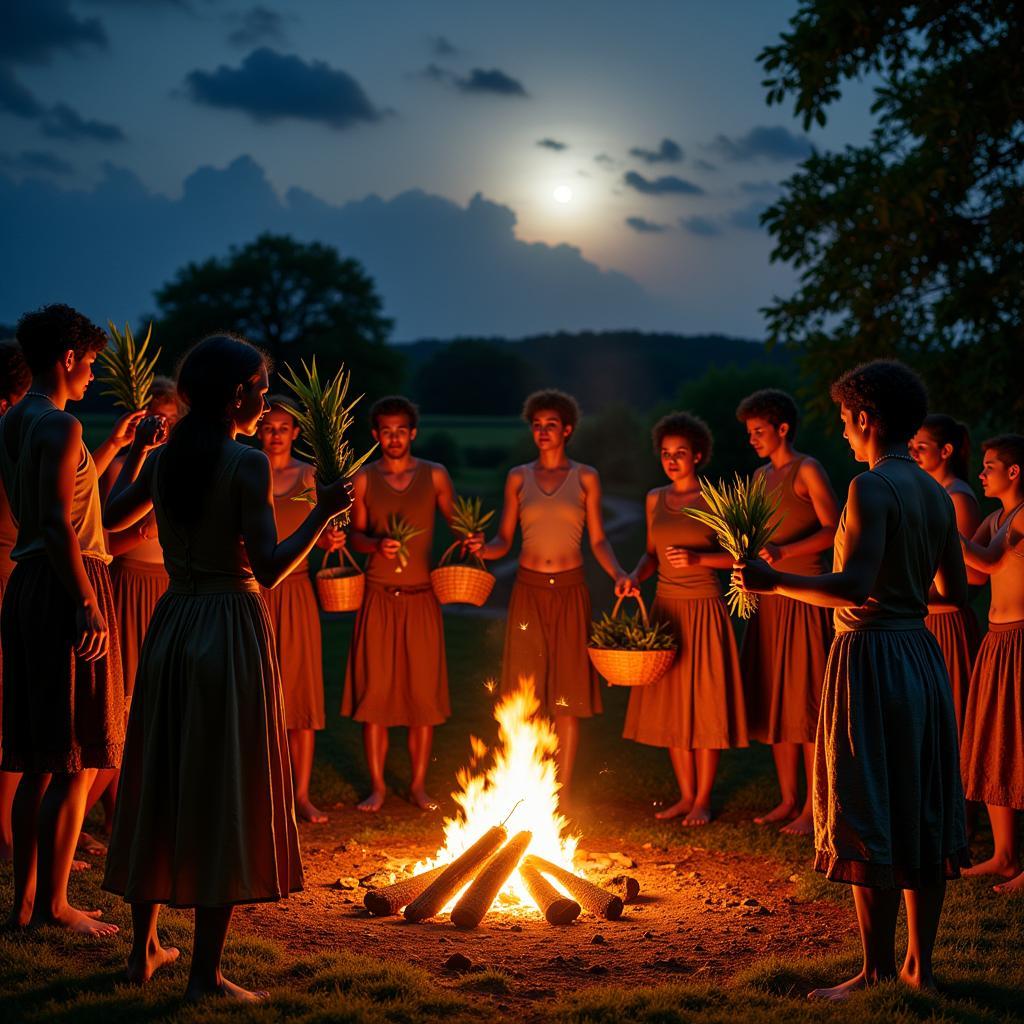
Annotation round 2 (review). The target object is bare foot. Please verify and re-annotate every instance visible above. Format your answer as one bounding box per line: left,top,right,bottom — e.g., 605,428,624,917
654,797,693,821
899,966,937,993
993,870,1024,895
35,906,118,937
780,810,814,837
683,804,711,827
71,859,90,872
357,790,386,813
754,799,797,825
185,976,270,1002
295,798,328,824
963,854,1020,879
808,969,894,1001
409,788,439,812
77,831,107,857
127,944,180,984
4,904,33,929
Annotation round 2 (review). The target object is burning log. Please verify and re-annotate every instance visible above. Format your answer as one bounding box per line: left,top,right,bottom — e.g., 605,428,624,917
519,861,581,925
404,825,508,922
364,865,447,917
451,830,533,930
523,854,624,920
614,875,641,902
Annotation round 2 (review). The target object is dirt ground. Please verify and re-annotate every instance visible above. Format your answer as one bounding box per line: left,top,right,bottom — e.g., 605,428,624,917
237,798,854,1014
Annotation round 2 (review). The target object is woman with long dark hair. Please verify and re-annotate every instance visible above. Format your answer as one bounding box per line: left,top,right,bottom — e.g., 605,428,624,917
102,335,352,1001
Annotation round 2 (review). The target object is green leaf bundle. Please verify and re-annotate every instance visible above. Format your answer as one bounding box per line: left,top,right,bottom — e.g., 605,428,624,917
439,495,494,568
98,321,161,412
387,512,424,573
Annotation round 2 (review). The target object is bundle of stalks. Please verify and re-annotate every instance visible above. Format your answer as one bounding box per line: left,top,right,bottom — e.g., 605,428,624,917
98,321,161,412
523,854,624,920
364,865,447,917
519,861,581,925
281,358,377,527
387,513,423,574
684,473,780,619
588,594,676,687
451,831,533,930
437,496,494,568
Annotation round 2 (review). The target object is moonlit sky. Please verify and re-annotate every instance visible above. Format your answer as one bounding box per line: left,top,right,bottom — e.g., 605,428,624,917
0,1,875,340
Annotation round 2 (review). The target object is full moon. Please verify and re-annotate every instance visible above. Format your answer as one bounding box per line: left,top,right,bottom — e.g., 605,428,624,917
552,185,573,204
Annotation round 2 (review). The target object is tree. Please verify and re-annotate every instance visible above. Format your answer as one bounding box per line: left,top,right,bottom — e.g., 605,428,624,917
759,1,1024,426
154,233,398,395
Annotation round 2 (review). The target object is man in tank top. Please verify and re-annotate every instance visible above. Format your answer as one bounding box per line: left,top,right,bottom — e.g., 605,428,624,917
481,389,631,806
735,388,840,835
343,396,479,812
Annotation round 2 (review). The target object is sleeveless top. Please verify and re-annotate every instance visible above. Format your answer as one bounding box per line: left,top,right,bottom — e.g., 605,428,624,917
152,441,258,594
364,459,436,587
759,456,825,576
519,462,586,565
833,459,955,633
0,477,16,577
0,404,110,564
650,488,721,599
272,462,316,576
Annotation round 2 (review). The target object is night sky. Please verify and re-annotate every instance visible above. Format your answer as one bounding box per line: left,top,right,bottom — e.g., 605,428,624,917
1,1,874,340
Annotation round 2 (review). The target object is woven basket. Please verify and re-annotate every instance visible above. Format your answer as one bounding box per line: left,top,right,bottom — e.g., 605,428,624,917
587,593,676,687
431,564,495,606
315,546,365,612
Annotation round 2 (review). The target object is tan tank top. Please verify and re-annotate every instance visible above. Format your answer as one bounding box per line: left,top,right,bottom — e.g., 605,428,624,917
364,459,436,586
519,462,586,565
0,404,110,564
0,477,16,577
833,459,955,632
977,502,1024,624
272,462,316,575
152,441,258,594
650,488,721,599
759,456,826,575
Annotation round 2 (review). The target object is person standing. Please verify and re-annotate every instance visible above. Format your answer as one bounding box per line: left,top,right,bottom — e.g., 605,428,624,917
735,389,839,835
736,360,968,1000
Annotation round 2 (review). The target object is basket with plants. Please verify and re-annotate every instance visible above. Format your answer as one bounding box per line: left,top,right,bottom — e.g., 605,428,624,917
98,321,161,412
281,358,377,612
684,472,780,619
430,496,495,606
587,593,677,687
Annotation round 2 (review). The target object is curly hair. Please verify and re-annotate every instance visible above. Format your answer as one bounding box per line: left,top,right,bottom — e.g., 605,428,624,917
370,395,419,431
829,359,928,443
522,389,581,431
921,413,971,480
0,338,31,402
981,434,1024,474
15,304,107,375
735,388,800,439
651,411,713,468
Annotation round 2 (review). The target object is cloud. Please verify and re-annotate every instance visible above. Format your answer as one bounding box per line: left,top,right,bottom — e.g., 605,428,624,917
693,158,717,173
41,102,124,142
184,48,383,129
709,125,812,162
629,138,683,164
625,216,668,234
0,149,74,175
430,35,459,57
623,171,703,196
537,138,567,152
727,200,770,231
594,153,617,169
227,6,289,48
0,67,44,118
0,0,107,64
679,215,721,237
457,68,527,97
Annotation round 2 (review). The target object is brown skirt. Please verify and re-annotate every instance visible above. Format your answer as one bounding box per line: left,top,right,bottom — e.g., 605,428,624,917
342,582,448,727
0,571,7,761
103,586,302,907
501,567,600,718
623,593,747,749
261,572,325,730
960,620,1024,809
813,627,969,889
110,557,169,700
740,593,832,745
0,556,124,774
924,608,980,735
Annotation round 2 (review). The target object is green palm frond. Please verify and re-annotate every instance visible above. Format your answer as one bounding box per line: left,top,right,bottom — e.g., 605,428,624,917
387,512,424,573
98,321,161,412
684,472,781,619
438,495,494,567
589,611,676,651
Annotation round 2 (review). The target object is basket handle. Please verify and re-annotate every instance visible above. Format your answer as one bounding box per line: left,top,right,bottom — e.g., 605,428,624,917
610,591,651,630
323,543,362,574
438,538,486,569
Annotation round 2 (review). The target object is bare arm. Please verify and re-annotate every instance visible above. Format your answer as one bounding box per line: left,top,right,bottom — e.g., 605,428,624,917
932,505,969,610
581,466,628,584
91,410,145,478
961,513,1015,573
103,441,158,532
480,469,522,561
766,458,839,561
433,463,457,526
628,491,659,584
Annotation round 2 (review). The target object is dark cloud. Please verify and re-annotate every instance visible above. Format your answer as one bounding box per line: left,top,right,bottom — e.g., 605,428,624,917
693,158,717,173
227,6,289,48
430,35,459,57
623,171,703,196
0,67,44,118
0,149,74,175
629,138,683,164
679,215,721,237
739,179,782,195
594,153,617,169
457,68,527,97
537,138,567,152
0,0,107,64
710,125,812,162
41,102,124,142
625,216,668,234
727,200,770,230
184,48,383,129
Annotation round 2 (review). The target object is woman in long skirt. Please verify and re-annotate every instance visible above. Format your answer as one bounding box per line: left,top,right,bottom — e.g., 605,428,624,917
736,360,968,1000
102,335,351,1000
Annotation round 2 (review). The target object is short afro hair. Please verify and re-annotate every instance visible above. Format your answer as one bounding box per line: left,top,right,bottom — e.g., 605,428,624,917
652,411,713,468
829,359,927,443
264,393,299,425
522,389,581,431
736,388,800,439
370,395,420,432
981,434,1024,474
0,338,31,402
16,304,107,375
